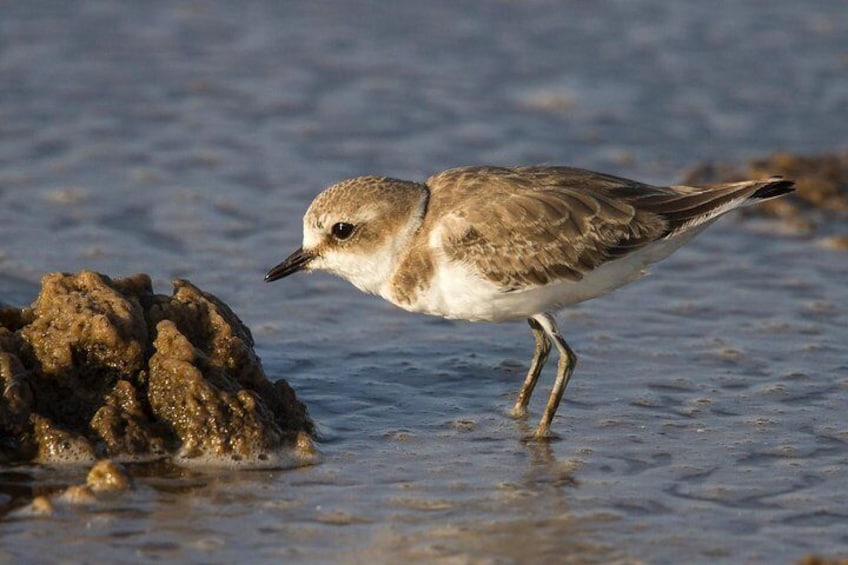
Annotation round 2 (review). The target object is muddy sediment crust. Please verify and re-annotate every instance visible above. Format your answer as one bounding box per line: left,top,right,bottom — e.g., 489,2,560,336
0,271,313,466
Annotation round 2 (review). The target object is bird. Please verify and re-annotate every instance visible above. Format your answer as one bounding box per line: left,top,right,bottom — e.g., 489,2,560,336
265,165,794,438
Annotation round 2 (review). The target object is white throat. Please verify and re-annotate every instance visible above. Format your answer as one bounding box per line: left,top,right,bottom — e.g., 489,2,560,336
313,191,429,298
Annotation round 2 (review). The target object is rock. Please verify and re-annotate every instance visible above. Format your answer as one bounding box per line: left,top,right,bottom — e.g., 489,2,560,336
32,414,97,464
58,485,97,505
89,379,166,458
148,319,287,462
0,271,313,468
86,460,132,492
0,350,32,446
19,495,55,517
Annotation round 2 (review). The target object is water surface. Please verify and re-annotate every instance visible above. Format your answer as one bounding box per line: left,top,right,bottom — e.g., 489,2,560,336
1,1,847,562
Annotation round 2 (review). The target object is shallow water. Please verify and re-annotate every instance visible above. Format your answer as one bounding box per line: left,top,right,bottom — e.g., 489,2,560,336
2,1,847,562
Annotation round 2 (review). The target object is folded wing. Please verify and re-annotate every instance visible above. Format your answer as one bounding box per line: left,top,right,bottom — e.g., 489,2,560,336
426,166,791,292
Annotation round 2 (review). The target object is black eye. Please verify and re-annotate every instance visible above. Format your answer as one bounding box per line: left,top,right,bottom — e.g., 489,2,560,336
331,222,355,240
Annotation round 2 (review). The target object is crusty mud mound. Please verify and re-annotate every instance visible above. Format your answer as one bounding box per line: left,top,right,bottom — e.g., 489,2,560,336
684,151,848,249
0,271,314,467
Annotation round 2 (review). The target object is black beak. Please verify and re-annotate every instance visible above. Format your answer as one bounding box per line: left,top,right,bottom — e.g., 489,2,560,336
265,247,314,282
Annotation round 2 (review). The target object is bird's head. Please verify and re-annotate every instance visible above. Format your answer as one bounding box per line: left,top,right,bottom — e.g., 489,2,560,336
265,176,428,295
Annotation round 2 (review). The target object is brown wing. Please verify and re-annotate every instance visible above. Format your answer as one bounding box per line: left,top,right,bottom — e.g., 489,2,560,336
425,167,668,291
425,166,792,292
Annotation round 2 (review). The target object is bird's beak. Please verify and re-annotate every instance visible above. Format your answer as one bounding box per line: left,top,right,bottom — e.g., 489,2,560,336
265,247,315,282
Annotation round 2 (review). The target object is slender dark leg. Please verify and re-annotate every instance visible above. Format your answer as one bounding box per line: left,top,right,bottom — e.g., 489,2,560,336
531,313,578,438
512,317,552,417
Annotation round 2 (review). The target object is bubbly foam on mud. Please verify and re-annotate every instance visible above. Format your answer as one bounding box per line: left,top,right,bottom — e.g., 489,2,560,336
174,447,319,470
37,439,97,466
175,431,319,470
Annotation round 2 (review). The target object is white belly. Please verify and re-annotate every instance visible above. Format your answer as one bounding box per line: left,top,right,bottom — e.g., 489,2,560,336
387,227,706,322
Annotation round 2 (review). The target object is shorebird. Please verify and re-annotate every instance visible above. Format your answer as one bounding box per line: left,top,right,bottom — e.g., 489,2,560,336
265,166,793,438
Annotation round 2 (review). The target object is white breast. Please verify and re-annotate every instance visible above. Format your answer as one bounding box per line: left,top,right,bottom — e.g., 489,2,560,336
389,225,707,323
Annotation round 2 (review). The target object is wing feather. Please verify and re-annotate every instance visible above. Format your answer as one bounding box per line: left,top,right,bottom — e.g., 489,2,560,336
420,166,787,293
426,167,667,291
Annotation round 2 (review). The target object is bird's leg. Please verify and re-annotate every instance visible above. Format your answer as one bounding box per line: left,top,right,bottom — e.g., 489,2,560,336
512,317,551,417
531,313,577,439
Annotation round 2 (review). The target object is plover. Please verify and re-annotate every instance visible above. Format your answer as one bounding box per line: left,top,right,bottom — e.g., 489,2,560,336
266,166,794,438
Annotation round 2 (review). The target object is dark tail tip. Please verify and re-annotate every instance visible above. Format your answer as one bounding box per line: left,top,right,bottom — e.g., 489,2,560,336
752,177,795,200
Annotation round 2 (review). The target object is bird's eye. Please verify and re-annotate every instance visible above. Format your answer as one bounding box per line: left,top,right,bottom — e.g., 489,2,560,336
331,222,355,240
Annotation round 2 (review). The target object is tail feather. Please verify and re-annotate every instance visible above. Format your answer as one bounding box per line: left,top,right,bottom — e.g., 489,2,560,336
750,177,795,201
634,176,795,236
